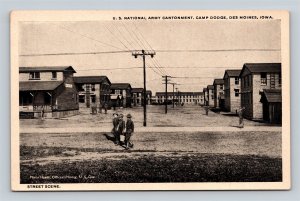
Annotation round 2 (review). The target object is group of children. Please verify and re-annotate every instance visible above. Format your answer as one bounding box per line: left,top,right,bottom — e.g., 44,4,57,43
112,113,134,150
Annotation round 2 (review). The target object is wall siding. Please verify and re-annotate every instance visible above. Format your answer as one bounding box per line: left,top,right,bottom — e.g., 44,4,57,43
19,72,63,81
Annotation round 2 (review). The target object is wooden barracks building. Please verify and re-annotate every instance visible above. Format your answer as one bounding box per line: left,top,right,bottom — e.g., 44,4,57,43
207,85,214,107
213,79,225,109
155,92,204,105
223,69,241,113
110,83,132,108
131,88,153,106
73,76,111,109
19,66,79,118
240,63,282,123
131,88,144,106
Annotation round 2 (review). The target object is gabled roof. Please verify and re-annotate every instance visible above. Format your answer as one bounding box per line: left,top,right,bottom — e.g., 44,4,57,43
131,88,144,93
19,81,63,91
74,76,111,85
207,85,214,90
111,83,132,90
223,69,241,78
213,79,224,85
19,66,76,73
240,63,281,77
261,89,282,103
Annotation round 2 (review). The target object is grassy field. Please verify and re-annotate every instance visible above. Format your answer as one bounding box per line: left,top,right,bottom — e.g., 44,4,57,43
20,145,282,183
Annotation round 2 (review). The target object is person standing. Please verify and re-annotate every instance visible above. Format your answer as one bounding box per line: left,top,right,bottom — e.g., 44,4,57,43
124,114,134,150
112,113,119,139
204,105,209,115
99,103,102,113
115,113,125,145
91,102,97,114
238,107,246,128
104,102,108,114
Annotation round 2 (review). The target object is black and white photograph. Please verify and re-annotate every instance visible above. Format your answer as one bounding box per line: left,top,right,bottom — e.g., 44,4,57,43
11,10,290,191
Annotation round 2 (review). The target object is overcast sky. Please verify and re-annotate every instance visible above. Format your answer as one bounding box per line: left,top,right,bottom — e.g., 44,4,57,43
19,19,281,93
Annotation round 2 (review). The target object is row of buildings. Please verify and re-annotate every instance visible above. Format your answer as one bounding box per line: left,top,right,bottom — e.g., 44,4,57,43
148,63,282,124
19,66,152,118
202,63,282,124
154,92,205,105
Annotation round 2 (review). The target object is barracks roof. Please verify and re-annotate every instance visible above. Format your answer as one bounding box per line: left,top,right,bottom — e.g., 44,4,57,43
207,85,214,90
261,89,282,103
19,81,63,91
240,63,281,77
19,66,76,73
224,69,241,78
131,88,144,93
213,79,224,85
111,83,132,89
74,76,111,85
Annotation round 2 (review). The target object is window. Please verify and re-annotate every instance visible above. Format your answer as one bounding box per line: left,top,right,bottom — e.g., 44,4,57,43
52,72,57,79
235,77,239,85
279,73,282,86
220,85,223,90
29,72,40,80
234,89,239,97
115,90,121,94
91,84,95,91
91,95,96,103
261,73,267,85
79,95,85,103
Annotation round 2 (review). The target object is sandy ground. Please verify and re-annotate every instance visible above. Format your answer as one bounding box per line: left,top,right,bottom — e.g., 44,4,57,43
20,130,281,166
19,105,282,183
20,105,276,129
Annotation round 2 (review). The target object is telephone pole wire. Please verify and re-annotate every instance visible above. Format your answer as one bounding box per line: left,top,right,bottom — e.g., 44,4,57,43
132,50,155,127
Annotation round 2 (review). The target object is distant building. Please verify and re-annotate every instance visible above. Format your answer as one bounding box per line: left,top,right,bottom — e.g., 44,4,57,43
146,90,152,105
73,76,111,109
213,79,225,109
110,83,132,108
131,88,144,106
207,85,214,107
239,63,281,122
223,69,241,113
155,92,203,105
19,66,79,118
194,92,205,105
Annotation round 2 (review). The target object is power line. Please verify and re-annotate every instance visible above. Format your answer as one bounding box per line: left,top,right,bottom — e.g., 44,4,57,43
156,49,281,53
76,67,142,71
121,21,148,51
123,22,167,76
159,66,244,69
104,24,131,51
58,25,126,51
172,76,222,78
19,50,131,57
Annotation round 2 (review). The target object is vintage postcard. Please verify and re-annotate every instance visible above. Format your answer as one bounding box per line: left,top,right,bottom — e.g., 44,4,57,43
11,10,290,191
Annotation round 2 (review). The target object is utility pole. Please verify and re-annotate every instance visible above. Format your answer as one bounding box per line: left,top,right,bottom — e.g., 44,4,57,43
169,83,177,108
162,75,171,114
175,87,178,106
132,50,155,127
